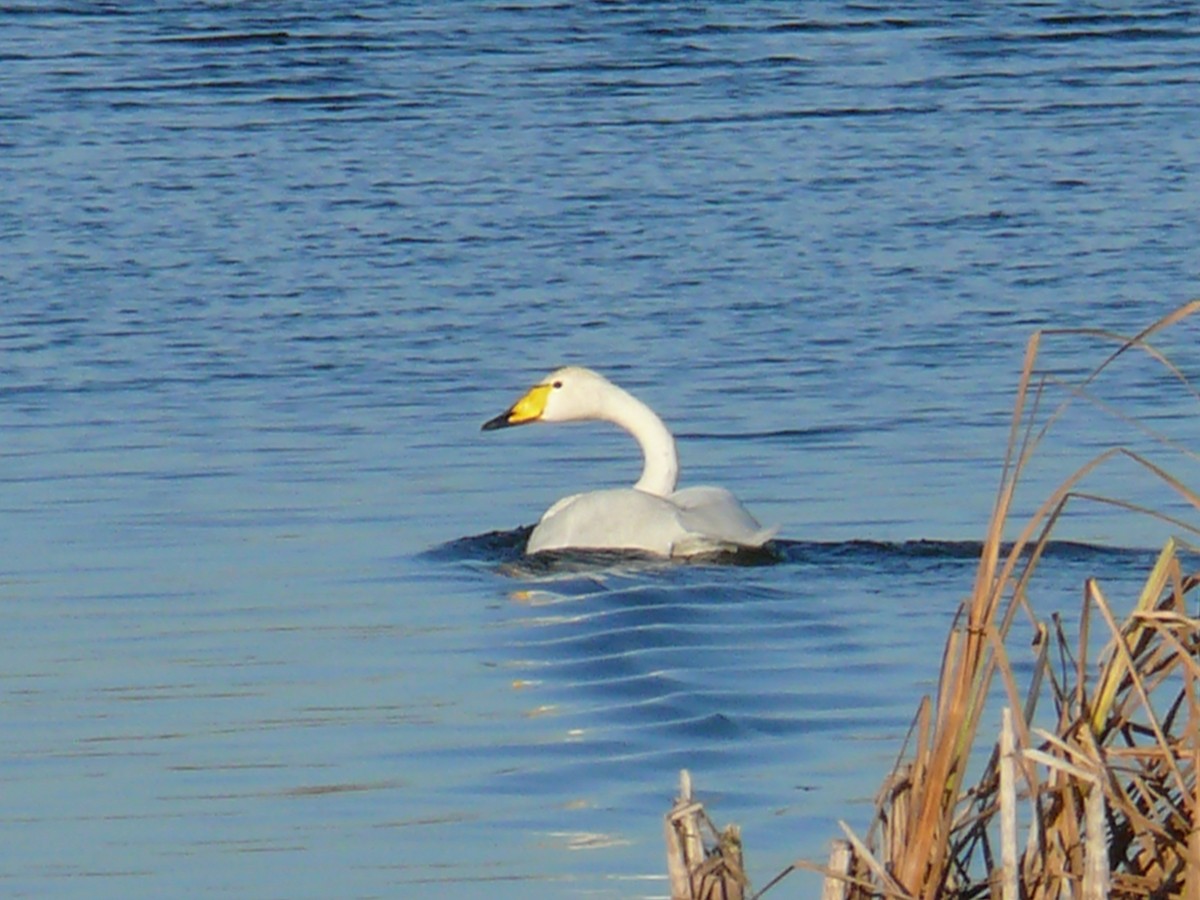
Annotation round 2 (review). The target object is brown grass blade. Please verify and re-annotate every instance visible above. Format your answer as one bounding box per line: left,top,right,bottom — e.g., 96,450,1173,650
1087,576,1190,797
1091,540,1178,733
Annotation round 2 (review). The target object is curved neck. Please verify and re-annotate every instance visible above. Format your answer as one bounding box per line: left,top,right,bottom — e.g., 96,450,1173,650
602,386,678,497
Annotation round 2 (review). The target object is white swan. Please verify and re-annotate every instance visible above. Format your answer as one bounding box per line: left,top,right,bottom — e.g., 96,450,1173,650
482,366,776,557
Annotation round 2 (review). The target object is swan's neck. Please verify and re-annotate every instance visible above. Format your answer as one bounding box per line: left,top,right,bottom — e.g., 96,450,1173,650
602,386,678,497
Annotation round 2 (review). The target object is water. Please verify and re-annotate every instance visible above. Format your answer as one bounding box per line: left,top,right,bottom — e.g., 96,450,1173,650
3,3,1200,897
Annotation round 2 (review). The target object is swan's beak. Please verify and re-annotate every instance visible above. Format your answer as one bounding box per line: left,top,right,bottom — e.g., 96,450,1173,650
482,383,552,431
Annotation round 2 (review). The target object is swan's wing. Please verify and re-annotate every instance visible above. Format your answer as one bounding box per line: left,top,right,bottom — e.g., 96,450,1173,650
527,487,775,557
669,486,777,548
529,489,689,555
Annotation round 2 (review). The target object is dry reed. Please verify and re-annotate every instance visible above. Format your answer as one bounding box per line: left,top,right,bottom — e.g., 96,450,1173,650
669,301,1200,899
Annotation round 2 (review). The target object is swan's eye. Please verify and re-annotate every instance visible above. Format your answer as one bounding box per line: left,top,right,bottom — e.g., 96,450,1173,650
552,380,563,389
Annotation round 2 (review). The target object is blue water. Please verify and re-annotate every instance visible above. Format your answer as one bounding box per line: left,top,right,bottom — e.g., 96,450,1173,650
3,3,1200,898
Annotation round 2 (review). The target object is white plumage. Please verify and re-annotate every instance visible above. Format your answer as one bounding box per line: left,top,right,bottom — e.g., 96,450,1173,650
482,366,775,557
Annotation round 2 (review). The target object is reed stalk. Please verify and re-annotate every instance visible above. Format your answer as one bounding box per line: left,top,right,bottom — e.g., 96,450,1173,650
735,300,1200,898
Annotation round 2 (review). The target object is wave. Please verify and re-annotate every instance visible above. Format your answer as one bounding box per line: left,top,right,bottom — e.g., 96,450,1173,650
425,527,1164,570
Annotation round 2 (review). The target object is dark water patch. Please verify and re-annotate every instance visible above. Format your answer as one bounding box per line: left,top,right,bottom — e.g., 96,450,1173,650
425,528,783,570
424,526,533,563
2,3,132,16
678,424,866,444
583,105,943,130
435,528,1165,572
768,17,943,34
779,538,1165,566
155,30,293,47
1039,11,1196,28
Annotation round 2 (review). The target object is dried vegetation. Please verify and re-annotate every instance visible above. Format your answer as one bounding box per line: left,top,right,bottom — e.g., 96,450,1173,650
667,302,1200,899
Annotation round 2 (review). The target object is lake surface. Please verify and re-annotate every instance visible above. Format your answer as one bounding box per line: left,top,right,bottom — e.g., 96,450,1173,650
3,3,1200,898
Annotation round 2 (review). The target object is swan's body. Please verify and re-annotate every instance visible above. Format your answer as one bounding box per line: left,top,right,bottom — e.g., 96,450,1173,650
482,366,775,557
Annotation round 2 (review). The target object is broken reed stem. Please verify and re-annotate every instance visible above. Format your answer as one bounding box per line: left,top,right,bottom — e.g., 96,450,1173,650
665,770,700,900
999,707,1018,900
1083,778,1109,900
665,770,748,900
819,840,851,900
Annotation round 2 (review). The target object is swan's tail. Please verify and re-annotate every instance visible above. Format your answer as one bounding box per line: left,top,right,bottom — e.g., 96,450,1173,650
670,524,778,558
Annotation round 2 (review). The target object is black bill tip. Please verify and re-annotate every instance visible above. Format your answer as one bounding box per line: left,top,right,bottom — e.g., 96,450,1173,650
481,411,515,431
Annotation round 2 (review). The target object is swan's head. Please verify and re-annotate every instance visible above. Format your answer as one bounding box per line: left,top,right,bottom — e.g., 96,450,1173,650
481,366,613,430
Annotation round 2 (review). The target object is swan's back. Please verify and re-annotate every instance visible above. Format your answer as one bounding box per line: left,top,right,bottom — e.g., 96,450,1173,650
527,486,775,558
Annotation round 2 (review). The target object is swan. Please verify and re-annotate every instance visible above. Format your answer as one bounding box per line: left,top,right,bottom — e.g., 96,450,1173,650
481,366,776,557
